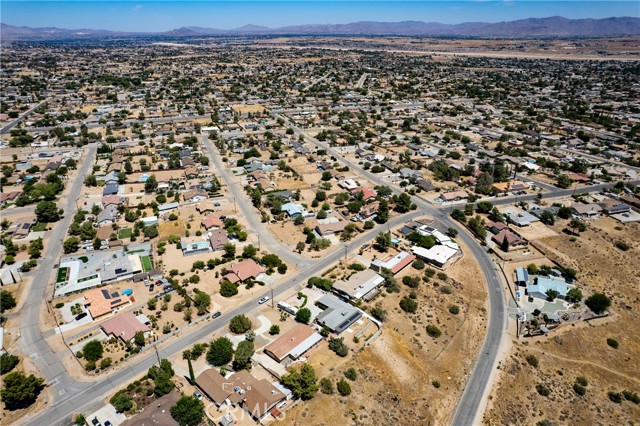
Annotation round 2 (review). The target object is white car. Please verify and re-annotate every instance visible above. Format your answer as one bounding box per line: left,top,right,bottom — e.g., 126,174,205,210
258,296,270,304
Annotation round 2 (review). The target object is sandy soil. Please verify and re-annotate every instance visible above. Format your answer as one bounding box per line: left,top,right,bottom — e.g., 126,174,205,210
483,217,640,426
278,240,488,426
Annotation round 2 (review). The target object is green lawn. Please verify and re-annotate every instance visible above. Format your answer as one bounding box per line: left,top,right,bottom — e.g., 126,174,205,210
56,267,68,283
32,222,47,232
118,228,132,239
140,255,153,272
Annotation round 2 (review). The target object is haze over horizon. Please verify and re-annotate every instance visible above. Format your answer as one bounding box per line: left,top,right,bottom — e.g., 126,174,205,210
2,1,639,32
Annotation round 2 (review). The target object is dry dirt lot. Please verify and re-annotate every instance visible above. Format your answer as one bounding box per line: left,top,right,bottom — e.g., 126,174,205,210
483,217,640,426
278,241,488,426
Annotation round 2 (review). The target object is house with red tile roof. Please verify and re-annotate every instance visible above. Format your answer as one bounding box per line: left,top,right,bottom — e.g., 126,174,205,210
223,259,265,284
201,213,224,230
83,286,131,319
101,312,150,343
350,186,376,201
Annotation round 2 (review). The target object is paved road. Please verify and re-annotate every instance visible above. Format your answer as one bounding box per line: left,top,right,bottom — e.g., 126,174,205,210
274,112,508,426
355,73,369,89
18,144,98,422
25,208,418,426
198,134,304,266
0,100,49,135
23,131,418,425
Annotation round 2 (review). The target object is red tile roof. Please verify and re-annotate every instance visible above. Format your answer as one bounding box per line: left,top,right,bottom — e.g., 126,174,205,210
101,312,149,342
224,259,265,284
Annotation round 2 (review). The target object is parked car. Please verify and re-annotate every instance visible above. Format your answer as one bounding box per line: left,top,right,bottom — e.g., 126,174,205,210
193,391,203,400
212,311,222,319
258,296,270,304
75,312,87,321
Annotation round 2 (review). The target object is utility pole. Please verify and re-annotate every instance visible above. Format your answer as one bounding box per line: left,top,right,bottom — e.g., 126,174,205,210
258,234,261,251
154,344,161,366
344,245,347,263
234,197,237,213
270,287,274,308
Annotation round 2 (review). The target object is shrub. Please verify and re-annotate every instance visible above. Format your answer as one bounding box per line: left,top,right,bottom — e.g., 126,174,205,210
82,340,104,361
585,293,611,314
399,296,418,313
440,285,453,294
576,376,588,387
328,338,349,357
432,380,441,389
426,325,442,338
220,281,239,297
55,302,64,309
402,275,421,288
229,315,252,334
269,325,280,335
110,390,133,413
622,390,640,404
536,383,551,396
320,378,334,394
337,379,351,396
100,357,112,369
526,355,539,368
344,368,357,381
606,338,619,349
608,391,624,403
412,259,425,270
614,241,630,251
424,268,436,278
371,307,387,322
295,307,312,324
573,383,586,396
437,272,448,281
448,305,460,315
0,353,19,374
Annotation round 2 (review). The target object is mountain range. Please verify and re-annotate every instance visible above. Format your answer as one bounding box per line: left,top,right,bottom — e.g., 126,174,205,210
2,16,639,42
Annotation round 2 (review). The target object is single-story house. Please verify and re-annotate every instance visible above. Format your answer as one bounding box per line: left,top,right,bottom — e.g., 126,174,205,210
438,190,468,202
120,390,180,426
281,203,306,217
96,205,119,226
350,187,376,201
315,221,348,236
411,245,459,268
332,269,385,301
201,214,224,230
527,276,576,300
492,180,529,193
315,294,363,334
492,229,528,249
100,312,150,343
571,203,602,218
264,324,323,364
370,251,416,275
209,229,229,251
224,259,265,284
102,183,119,196
83,286,131,320
359,201,380,218
195,369,285,420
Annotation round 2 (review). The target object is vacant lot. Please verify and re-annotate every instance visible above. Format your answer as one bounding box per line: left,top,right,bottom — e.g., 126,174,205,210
483,218,640,425
279,241,488,426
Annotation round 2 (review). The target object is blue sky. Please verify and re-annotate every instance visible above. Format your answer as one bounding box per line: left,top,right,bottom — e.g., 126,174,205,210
2,1,638,32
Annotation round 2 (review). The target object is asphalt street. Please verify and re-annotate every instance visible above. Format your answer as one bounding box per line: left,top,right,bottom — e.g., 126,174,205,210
274,113,508,426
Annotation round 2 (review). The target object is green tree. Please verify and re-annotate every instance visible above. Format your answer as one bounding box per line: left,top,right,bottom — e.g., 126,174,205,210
0,353,19,374
233,340,255,370
295,307,312,324
399,296,418,313
328,338,349,357
194,291,211,315
148,359,175,396
144,174,158,193
109,391,133,413
229,314,252,334
280,363,319,400
170,395,205,426
556,174,572,189
206,337,234,366
0,290,17,313
220,280,238,297
269,324,280,335
320,378,334,394
134,331,145,347
82,340,104,361
242,244,257,258
585,293,611,314
63,237,80,254
0,372,45,410
337,379,352,396
223,243,236,258
566,288,583,302
375,231,392,252
35,200,60,222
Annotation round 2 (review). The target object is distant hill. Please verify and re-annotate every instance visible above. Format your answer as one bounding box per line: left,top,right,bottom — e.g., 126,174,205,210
2,16,639,42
